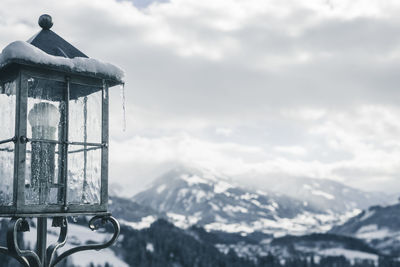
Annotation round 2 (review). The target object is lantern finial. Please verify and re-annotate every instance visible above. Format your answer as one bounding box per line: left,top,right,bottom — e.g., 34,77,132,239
38,14,53,30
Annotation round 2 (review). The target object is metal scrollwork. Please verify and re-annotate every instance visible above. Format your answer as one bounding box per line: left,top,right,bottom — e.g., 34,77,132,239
46,217,68,267
0,215,120,267
50,215,120,267
7,217,41,267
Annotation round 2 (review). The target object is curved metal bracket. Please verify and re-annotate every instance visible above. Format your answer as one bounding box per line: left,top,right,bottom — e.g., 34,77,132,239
46,217,68,267
7,217,41,267
0,215,120,267
50,215,120,267
0,245,31,267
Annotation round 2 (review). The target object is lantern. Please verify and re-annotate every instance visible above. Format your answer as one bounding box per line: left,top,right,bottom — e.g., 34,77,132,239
0,14,123,266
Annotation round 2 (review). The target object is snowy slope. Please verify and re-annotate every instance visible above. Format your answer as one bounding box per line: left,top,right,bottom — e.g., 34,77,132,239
132,166,362,236
108,196,165,230
330,203,400,255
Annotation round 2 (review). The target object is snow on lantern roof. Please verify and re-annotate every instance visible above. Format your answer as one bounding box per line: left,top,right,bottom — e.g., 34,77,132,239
0,41,125,83
0,15,124,84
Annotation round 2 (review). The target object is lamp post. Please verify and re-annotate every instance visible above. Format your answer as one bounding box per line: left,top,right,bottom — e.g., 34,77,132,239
0,14,124,267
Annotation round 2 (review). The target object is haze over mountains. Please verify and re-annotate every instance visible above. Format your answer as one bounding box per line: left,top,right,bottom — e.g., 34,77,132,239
128,166,396,236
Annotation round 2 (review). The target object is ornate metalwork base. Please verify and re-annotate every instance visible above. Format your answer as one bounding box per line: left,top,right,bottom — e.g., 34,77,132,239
0,215,120,267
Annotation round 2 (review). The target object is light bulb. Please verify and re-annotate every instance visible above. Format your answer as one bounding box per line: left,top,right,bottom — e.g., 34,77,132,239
28,102,60,139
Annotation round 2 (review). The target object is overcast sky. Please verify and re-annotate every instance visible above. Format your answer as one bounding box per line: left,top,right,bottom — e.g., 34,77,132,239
2,0,400,196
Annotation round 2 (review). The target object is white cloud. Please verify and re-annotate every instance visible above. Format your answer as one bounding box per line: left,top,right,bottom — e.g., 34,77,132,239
274,146,307,156
215,127,233,136
2,0,400,194
109,104,400,194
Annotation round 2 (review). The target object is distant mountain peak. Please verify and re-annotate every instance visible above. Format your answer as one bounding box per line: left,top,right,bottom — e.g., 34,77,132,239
132,166,362,236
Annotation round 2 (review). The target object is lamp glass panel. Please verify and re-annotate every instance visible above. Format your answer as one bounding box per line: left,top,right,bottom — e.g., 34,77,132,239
25,77,66,205
67,145,101,204
69,84,102,143
0,80,16,141
0,80,16,206
25,143,63,205
0,142,14,206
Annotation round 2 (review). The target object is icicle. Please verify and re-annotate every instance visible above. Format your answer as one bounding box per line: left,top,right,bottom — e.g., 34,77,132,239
103,81,107,100
120,83,126,132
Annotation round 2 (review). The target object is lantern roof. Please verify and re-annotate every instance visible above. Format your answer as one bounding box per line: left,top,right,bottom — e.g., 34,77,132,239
0,14,124,85
28,14,88,59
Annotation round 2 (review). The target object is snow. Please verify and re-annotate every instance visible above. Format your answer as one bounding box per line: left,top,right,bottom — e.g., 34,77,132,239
240,192,258,200
356,224,392,240
271,201,279,209
167,212,200,228
311,189,335,200
156,184,166,194
63,244,129,267
0,41,125,82
205,222,255,234
177,188,189,200
251,199,262,207
223,204,248,214
120,216,157,230
215,214,228,223
303,184,335,200
180,174,208,186
204,209,361,237
252,202,277,212
214,181,233,194
146,242,155,253
209,202,220,211
194,189,208,203
318,248,378,264
256,190,268,196
359,209,376,221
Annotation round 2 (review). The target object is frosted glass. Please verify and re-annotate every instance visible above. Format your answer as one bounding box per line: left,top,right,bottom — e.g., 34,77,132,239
69,85,102,143
0,81,16,141
67,145,101,204
25,143,62,205
0,142,14,206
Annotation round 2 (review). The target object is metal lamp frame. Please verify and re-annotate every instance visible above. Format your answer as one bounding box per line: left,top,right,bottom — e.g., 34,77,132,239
0,64,112,216
0,63,122,266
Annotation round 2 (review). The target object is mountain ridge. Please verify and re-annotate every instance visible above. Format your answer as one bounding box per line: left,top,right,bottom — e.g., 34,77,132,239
131,166,385,236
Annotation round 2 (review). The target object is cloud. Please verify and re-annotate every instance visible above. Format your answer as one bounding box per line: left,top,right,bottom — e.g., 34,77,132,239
274,146,307,156
110,104,400,194
216,127,233,137
1,0,400,194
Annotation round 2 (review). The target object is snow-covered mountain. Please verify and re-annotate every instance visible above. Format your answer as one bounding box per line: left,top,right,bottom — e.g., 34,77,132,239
132,166,368,236
252,176,396,214
330,202,400,256
109,196,166,229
